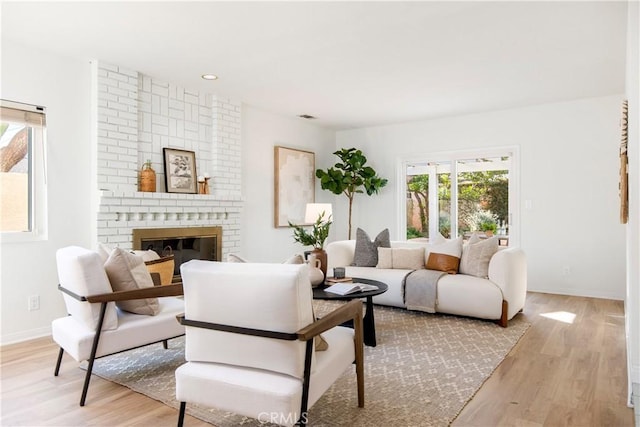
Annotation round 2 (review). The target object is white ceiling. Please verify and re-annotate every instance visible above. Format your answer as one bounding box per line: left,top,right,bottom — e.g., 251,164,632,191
1,1,628,130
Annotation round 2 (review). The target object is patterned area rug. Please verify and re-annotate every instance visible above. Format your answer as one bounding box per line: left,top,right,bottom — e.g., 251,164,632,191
90,302,529,426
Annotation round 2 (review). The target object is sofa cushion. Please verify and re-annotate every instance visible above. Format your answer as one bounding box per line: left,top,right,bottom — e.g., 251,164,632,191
353,228,390,267
52,296,184,362
377,247,425,270
56,246,118,331
104,248,160,315
459,235,499,278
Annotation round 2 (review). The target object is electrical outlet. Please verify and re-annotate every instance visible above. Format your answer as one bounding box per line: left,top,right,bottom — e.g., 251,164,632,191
28,295,40,311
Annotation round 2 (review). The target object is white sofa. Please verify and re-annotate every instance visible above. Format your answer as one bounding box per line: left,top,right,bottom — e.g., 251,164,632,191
326,240,527,327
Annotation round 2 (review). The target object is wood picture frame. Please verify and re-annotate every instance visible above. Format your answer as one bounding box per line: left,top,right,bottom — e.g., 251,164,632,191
620,99,629,224
274,146,315,227
163,148,197,194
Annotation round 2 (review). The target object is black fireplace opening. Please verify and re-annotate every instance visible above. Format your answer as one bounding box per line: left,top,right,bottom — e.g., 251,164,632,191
133,227,223,279
140,236,217,276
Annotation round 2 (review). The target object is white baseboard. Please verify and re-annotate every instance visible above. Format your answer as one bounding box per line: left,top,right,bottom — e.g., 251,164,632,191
527,286,624,301
1,326,51,346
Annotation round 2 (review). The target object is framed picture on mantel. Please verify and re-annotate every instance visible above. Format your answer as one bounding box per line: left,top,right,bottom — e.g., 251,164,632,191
163,148,197,194
274,146,315,227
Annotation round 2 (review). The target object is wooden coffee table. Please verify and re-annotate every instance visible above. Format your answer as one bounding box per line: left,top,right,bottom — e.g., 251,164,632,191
312,278,388,347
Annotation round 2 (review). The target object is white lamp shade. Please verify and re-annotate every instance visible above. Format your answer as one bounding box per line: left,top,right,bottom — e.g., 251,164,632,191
304,203,332,223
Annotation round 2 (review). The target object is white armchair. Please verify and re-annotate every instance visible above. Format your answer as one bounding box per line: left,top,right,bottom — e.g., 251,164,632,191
176,261,364,427
52,246,185,406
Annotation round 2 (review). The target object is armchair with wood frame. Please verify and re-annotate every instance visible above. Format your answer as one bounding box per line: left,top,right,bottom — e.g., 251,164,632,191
52,246,185,406
176,260,365,427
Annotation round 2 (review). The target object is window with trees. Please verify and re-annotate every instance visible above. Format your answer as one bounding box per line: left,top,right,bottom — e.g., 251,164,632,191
0,100,47,240
402,148,517,245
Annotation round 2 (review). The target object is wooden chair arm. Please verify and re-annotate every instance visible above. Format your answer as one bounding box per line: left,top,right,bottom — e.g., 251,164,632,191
296,300,363,342
85,283,183,303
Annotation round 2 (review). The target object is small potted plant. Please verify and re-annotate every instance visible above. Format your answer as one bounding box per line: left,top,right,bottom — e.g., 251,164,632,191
289,211,332,277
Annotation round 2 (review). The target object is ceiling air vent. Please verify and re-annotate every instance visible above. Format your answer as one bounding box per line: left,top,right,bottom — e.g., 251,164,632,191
298,114,316,119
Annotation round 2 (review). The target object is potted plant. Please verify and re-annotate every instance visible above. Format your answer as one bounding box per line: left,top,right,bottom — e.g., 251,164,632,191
289,211,332,277
475,211,498,236
316,148,388,239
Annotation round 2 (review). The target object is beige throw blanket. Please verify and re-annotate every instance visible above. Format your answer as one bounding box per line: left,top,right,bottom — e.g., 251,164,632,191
404,269,447,313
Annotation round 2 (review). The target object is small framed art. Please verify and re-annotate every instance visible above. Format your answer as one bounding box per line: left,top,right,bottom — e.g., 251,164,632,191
163,148,197,194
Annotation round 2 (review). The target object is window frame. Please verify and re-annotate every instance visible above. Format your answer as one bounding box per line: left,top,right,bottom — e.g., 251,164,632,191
0,99,48,243
397,146,520,246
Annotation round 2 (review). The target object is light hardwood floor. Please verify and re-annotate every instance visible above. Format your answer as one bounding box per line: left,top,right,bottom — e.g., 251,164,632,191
1,292,634,426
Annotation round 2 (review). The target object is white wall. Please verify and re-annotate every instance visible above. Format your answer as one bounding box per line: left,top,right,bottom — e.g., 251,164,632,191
336,95,626,300
624,0,639,407
241,106,336,262
0,40,92,343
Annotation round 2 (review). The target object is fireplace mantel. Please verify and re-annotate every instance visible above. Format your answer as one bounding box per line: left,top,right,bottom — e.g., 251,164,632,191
97,190,243,257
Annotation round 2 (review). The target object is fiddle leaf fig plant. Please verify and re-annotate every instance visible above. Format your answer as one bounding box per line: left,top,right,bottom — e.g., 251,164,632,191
289,212,332,250
316,148,388,239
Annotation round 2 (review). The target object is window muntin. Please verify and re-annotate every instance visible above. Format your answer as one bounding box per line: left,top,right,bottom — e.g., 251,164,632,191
403,149,516,245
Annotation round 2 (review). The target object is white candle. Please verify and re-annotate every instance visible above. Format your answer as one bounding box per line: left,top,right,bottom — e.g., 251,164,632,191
197,175,204,182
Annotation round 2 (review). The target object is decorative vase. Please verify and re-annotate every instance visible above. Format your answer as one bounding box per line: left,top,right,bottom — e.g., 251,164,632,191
307,254,325,287
139,160,156,192
311,248,328,279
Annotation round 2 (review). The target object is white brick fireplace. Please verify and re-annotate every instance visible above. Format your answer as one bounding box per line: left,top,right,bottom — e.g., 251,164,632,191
93,61,243,258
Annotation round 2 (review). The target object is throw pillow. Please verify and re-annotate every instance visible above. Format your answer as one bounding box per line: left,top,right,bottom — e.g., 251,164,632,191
376,247,425,270
425,236,463,274
227,253,249,263
376,247,393,269
426,253,460,274
315,334,329,351
96,242,115,264
459,236,499,278
283,254,305,264
426,235,463,261
104,248,160,315
353,228,390,267
131,249,161,262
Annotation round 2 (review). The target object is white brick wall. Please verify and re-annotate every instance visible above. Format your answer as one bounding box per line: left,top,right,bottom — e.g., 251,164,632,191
94,61,243,254
98,191,242,257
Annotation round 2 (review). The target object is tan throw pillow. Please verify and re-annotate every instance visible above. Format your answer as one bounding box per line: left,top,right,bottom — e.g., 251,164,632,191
376,247,393,269
104,248,160,315
459,236,499,278
393,248,425,270
377,247,425,270
426,253,460,274
315,334,329,351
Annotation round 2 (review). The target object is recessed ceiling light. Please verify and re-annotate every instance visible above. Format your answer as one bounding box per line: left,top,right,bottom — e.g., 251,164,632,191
201,74,218,80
